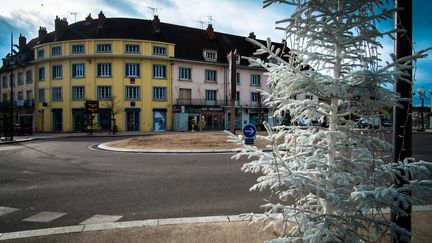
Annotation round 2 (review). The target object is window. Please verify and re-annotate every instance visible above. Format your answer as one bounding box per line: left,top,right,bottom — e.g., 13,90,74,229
52,87,62,101
17,72,24,85
125,63,140,77
305,95,313,100
72,63,85,78
205,90,216,101
236,91,240,101
26,70,33,84
38,67,45,81
96,44,112,53
97,86,112,100
251,74,261,86
2,76,7,88
179,67,191,80
72,86,85,100
97,63,112,77
236,55,241,64
18,91,24,101
236,73,240,84
3,93,8,102
153,46,167,55
38,49,45,59
38,89,45,103
26,90,33,100
251,92,260,103
71,44,85,54
52,65,62,79
125,44,140,53
153,65,166,79
153,87,166,100
51,46,62,56
125,86,140,100
205,69,217,82
203,50,217,62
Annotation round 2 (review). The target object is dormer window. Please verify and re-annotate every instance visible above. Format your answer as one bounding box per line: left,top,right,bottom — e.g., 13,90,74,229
153,46,167,56
236,54,241,65
203,50,217,62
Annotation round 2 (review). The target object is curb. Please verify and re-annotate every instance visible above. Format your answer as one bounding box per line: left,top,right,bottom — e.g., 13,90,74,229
2,205,432,241
0,138,35,145
0,215,244,241
97,142,237,154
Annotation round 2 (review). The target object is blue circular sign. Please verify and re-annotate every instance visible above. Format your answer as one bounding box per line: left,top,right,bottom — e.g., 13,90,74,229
242,124,257,138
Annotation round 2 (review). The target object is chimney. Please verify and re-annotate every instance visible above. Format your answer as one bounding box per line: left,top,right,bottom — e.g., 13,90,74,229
38,27,47,39
85,13,93,24
152,15,160,33
54,16,68,40
206,24,215,40
18,34,27,48
248,32,256,39
97,11,106,28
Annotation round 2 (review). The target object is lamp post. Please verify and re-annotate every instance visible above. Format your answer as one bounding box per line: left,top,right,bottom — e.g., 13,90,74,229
416,86,425,131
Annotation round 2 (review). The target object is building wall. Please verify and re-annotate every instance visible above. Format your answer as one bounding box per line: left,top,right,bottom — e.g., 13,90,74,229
0,65,35,129
34,39,174,132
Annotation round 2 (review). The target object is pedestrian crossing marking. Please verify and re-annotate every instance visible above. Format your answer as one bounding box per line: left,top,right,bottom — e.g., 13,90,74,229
22,211,66,223
0,207,20,217
79,214,123,225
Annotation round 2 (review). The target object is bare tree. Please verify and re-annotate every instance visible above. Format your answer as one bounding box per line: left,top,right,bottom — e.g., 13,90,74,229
103,95,122,134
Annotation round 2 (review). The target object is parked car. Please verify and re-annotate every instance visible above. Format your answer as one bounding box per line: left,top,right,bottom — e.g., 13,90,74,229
355,119,368,128
382,119,392,127
15,124,33,135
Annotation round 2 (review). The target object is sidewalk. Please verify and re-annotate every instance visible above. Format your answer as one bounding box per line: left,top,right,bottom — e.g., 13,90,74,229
1,209,432,242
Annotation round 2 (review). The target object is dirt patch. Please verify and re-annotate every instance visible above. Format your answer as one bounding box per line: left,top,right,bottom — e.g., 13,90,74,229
106,131,270,150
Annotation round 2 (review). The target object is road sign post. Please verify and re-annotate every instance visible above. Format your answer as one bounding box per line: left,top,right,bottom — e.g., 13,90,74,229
242,124,257,145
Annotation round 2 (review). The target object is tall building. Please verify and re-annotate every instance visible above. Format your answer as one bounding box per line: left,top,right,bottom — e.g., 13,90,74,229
1,13,299,133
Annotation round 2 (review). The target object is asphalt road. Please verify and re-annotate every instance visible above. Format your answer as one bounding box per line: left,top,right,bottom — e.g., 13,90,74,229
0,133,431,233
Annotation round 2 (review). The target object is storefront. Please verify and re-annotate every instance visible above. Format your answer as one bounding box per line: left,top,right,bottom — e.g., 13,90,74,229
173,105,225,131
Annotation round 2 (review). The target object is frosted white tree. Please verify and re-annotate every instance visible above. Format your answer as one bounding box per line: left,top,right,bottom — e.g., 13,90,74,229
227,0,432,242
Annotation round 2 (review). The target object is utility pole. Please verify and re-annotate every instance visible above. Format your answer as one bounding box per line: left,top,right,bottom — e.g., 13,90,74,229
229,50,237,134
392,0,412,242
9,32,15,141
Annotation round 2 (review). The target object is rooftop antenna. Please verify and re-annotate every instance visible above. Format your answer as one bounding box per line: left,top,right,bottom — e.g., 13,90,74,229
70,12,79,22
206,15,215,26
148,6,162,16
196,18,205,29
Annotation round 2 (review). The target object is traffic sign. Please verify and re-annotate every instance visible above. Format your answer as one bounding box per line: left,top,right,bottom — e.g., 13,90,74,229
242,124,257,138
245,138,254,145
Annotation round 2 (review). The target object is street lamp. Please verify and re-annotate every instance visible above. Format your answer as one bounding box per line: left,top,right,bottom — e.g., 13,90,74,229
8,32,20,141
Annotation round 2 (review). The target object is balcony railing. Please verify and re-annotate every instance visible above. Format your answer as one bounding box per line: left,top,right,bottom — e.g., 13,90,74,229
176,99,228,106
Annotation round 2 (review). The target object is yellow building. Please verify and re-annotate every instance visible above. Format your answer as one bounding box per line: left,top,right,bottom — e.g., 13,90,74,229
33,13,174,132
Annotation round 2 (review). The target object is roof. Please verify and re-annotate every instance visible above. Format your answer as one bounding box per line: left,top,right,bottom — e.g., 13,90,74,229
1,16,285,72
37,17,282,65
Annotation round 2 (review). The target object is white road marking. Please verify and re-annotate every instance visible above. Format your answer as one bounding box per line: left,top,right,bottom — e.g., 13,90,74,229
0,206,20,217
22,211,66,223
79,214,123,225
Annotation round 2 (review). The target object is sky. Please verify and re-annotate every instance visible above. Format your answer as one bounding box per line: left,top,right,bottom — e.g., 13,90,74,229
0,0,431,106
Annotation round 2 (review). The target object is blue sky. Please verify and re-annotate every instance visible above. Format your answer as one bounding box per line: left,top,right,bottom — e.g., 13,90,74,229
0,0,430,106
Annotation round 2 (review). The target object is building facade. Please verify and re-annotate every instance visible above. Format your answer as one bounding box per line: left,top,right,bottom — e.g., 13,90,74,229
1,13,314,133
30,13,174,132
0,34,36,134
